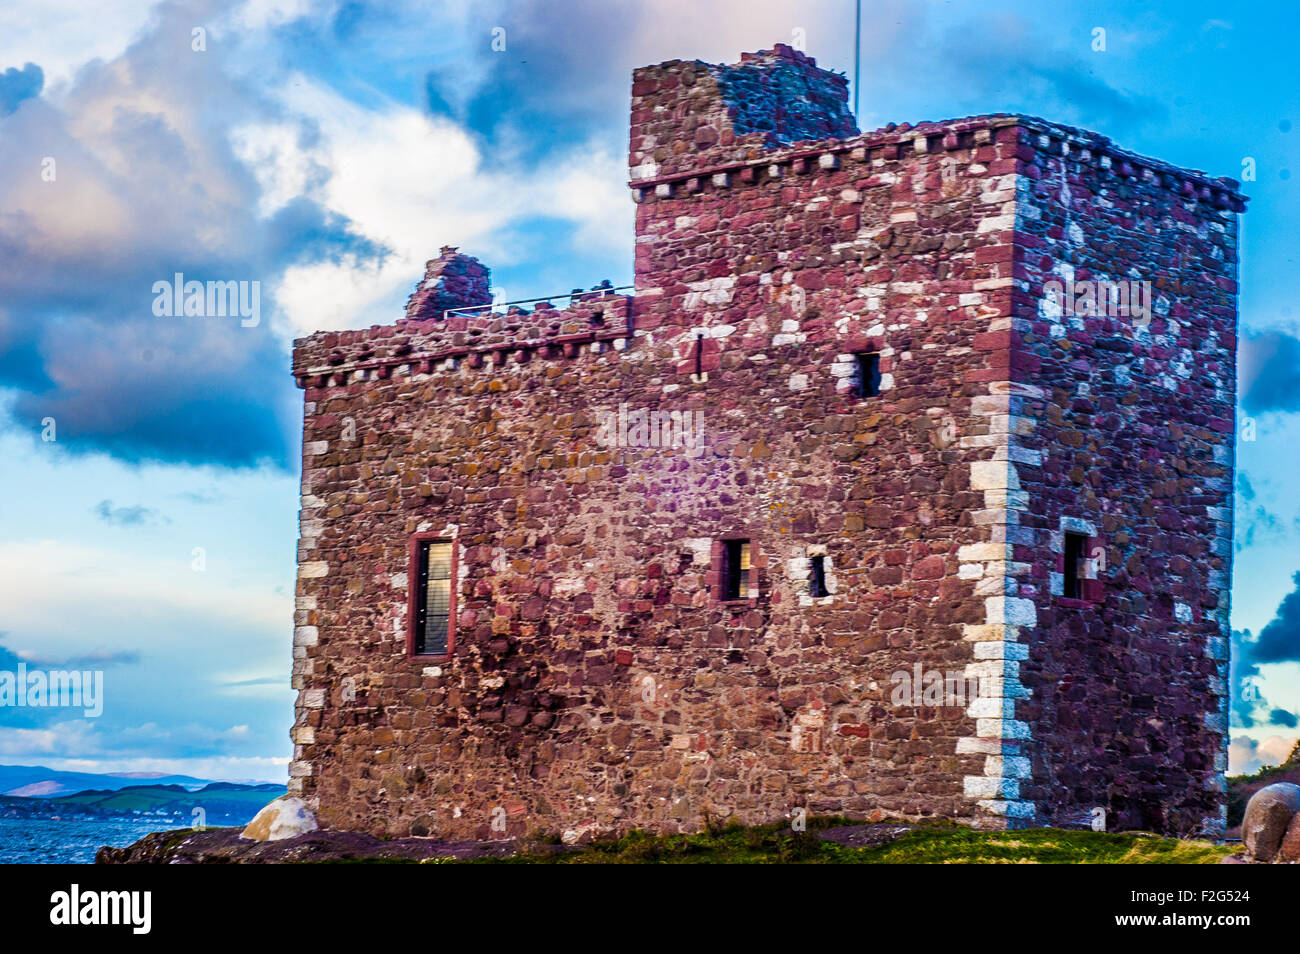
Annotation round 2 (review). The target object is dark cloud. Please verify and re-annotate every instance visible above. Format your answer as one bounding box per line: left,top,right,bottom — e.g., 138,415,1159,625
0,2,382,470
93,499,168,527
265,196,389,268
1015,61,1168,133
0,62,42,116
1270,708,1299,729
929,16,1168,135
412,1,1167,164
1253,570,1300,664
1240,330,1300,415
6,647,142,669
0,640,141,670
449,0,645,142
1233,572,1300,728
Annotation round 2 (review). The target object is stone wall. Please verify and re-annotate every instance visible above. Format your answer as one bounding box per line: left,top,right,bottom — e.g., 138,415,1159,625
288,46,1243,840
1007,127,1240,836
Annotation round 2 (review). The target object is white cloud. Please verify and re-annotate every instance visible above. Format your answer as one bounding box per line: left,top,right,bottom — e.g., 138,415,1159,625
1230,733,1298,775
0,538,289,646
0,0,160,89
235,74,635,335
0,721,100,759
228,0,326,32
537,148,633,253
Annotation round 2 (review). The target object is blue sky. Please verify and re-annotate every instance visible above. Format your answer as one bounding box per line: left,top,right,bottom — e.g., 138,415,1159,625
0,0,1297,781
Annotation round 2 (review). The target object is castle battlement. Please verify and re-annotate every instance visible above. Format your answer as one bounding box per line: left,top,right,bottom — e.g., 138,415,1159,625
293,289,632,387
631,112,1246,211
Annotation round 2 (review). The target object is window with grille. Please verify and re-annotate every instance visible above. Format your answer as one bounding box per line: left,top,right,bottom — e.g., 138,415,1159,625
414,539,453,656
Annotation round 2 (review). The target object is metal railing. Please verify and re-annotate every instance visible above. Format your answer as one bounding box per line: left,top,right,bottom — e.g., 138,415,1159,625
443,284,633,320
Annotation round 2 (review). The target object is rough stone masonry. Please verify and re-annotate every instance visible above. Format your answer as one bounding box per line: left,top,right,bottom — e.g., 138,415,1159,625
289,43,1244,840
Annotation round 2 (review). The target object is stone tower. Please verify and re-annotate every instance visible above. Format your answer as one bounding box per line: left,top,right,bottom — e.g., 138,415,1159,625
289,44,1243,839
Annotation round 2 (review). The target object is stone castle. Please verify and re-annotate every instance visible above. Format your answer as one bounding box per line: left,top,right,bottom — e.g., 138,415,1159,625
289,44,1243,840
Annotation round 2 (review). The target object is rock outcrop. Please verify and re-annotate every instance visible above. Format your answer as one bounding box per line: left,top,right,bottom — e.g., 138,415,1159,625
1241,782,1300,862
240,796,319,842
1221,781,1300,863
95,827,523,864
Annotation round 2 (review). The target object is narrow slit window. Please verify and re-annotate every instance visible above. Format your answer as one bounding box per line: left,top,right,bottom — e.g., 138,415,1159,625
854,352,882,398
809,554,829,598
722,539,750,600
1063,532,1087,600
416,540,453,655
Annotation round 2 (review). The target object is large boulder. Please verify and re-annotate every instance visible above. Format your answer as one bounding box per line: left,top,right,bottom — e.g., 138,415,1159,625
1279,812,1300,863
1241,782,1300,862
240,796,318,842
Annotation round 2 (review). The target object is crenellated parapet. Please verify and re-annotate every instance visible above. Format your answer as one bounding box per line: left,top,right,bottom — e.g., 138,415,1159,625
293,289,632,389
630,112,1247,213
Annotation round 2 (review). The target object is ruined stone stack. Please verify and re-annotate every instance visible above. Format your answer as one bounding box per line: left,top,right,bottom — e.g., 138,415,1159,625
629,43,858,181
403,246,491,321
722,45,858,146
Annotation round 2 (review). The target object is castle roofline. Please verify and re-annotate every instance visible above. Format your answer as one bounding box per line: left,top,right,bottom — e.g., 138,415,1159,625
630,112,1247,210
291,290,633,387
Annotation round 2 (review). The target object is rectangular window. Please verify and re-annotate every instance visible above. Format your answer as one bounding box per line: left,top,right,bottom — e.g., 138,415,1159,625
854,352,881,398
1063,532,1087,600
809,554,829,598
722,539,750,600
414,539,453,656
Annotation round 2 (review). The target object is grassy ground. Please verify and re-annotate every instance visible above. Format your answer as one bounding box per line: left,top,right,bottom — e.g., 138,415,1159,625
458,818,1232,865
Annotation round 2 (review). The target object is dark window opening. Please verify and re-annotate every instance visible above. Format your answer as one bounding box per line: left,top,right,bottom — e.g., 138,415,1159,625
854,352,882,398
722,539,750,600
1063,532,1087,600
415,540,453,655
809,554,829,598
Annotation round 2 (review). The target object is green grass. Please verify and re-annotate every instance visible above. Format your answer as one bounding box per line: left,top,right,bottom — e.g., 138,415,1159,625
457,819,1232,864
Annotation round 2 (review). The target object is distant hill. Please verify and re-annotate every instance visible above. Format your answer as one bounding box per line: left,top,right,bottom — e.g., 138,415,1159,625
0,781,286,827
0,763,215,798
54,782,285,819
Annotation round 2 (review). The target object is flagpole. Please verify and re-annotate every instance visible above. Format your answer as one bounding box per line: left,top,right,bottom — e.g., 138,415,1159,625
853,0,861,119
